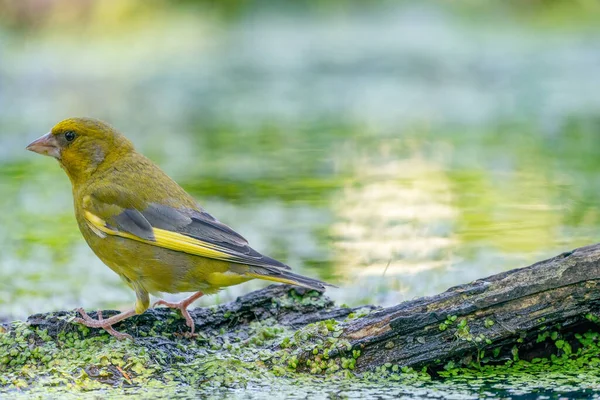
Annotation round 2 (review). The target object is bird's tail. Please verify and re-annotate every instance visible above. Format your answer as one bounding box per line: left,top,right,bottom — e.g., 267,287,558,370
246,268,336,292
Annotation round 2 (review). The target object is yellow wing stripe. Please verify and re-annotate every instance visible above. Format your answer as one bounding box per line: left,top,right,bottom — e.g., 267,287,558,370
84,211,238,261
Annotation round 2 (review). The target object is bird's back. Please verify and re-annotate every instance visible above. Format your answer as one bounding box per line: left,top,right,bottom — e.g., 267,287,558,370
79,152,199,211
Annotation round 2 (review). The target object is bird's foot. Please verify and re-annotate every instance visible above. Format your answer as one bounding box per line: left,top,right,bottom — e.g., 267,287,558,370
74,308,135,340
153,298,195,332
153,291,204,335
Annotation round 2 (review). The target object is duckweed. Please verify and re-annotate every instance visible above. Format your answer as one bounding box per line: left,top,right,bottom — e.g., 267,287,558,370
3,292,600,398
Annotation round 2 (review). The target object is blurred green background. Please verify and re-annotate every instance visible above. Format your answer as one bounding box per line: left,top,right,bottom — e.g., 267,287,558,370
1,0,600,320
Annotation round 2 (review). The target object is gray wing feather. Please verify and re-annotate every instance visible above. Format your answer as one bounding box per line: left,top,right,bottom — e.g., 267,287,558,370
112,209,155,241
143,203,192,231
109,202,291,271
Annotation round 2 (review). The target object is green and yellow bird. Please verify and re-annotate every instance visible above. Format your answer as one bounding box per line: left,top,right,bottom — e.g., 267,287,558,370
26,118,332,339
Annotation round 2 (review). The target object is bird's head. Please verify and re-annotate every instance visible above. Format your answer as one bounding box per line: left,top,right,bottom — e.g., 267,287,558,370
26,117,135,184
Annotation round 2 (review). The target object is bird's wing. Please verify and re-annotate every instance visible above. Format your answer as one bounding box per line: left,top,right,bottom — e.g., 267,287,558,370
82,188,291,270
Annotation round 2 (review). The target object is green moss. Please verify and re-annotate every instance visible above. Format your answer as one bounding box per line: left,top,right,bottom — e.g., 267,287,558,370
438,315,457,331
344,307,373,322
0,322,160,392
272,288,330,310
435,329,600,395
5,298,600,398
586,312,600,324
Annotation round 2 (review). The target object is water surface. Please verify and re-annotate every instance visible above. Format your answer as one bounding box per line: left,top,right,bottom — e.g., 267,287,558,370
1,3,600,396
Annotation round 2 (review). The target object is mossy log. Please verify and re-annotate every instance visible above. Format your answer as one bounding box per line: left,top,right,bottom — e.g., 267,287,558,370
338,244,600,372
3,244,600,390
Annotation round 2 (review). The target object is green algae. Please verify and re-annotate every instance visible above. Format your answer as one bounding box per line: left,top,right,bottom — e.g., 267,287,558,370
3,286,600,398
0,287,367,395
438,315,457,332
0,287,386,396
0,322,592,394
3,321,600,398
436,330,600,396
0,322,161,392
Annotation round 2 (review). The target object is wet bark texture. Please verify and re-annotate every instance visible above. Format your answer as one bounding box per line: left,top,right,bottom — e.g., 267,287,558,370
21,244,600,373
339,244,600,371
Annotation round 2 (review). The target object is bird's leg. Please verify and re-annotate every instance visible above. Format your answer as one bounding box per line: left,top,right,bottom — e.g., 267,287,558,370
74,308,136,340
153,291,204,334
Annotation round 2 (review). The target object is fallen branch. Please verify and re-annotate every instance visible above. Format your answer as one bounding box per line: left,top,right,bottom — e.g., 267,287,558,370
336,244,600,371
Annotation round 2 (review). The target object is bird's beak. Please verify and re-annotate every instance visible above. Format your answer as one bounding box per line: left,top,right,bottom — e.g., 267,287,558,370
26,132,61,159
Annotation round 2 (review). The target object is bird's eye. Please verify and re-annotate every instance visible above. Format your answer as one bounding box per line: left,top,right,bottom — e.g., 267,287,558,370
64,131,76,142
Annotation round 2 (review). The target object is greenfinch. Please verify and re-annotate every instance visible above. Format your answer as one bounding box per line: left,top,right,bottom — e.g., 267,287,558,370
26,118,332,339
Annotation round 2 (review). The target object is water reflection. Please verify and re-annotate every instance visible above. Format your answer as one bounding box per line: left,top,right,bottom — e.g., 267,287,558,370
1,3,600,323
331,153,456,304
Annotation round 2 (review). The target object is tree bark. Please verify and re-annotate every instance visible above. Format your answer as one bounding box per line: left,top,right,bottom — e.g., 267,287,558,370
336,243,600,372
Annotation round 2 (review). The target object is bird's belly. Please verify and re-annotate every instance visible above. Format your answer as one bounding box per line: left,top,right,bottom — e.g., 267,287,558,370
82,228,251,294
